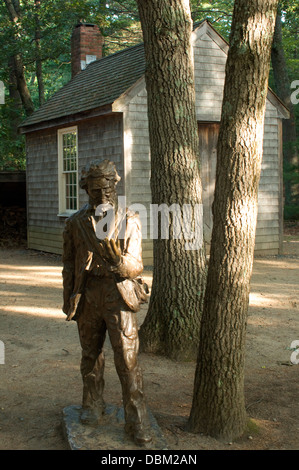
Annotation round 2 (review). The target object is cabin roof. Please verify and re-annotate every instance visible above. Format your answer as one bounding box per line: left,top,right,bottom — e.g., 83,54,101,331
20,20,289,132
21,42,146,129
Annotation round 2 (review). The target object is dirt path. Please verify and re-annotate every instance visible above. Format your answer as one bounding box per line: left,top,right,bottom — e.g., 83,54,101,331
0,229,298,450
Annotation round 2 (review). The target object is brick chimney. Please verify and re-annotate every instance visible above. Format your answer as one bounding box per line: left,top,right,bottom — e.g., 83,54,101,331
71,23,103,77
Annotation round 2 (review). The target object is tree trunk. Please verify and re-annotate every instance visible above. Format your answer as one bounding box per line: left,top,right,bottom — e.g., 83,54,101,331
35,0,45,106
8,57,23,140
188,0,279,440
271,8,298,206
136,0,206,361
12,54,35,117
4,0,35,116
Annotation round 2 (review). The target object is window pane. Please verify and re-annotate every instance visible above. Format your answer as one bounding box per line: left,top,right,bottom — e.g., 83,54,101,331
65,172,77,211
63,131,77,172
62,131,77,211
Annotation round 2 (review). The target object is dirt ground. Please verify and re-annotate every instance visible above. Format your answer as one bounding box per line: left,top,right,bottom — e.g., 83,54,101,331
0,224,298,451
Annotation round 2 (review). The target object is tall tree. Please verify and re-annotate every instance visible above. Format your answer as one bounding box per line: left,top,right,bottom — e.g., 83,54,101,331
34,0,45,106
136,0,206,361
188,0,279,440
4,0,35,116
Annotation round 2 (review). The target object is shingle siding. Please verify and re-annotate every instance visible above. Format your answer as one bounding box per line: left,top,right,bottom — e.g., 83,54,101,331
123,87,152,264
26,114,123,254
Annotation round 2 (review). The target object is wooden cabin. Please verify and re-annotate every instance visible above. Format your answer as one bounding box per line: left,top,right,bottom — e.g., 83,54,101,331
20,21,289,265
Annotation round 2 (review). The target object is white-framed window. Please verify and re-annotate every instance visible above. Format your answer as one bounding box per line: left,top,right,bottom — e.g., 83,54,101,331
58,126,78,215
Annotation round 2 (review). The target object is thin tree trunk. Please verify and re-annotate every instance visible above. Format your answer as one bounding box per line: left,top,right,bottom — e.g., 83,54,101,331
4,0,35,116
8,57,23,139
136,0,206,361
271,8,298,206
35,0,45,106
188,0,279,441
11,55,35,116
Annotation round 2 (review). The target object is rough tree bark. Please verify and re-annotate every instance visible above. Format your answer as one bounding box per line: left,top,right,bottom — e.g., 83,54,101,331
136,0,206,361
188,0,279,440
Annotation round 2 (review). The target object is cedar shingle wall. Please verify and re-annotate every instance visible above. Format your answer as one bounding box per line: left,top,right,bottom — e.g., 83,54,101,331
78,115,124,197
26,114,123,254
125,29,282,264
26,127,60,227
256,103,281,254
124,89,152,265
194,33,226,122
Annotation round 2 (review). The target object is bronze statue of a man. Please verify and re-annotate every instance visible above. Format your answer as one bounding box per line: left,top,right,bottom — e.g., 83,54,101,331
62,159,152,446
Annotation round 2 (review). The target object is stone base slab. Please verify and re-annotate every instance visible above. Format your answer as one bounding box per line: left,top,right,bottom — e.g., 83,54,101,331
62,404,168,451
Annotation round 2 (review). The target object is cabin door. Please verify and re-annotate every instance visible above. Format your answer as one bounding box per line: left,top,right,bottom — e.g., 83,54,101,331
198,122,220,248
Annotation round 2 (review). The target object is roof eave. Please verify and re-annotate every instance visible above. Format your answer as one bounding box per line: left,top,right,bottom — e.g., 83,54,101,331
112,76,146,112
19,104,115,134
267,88,290,119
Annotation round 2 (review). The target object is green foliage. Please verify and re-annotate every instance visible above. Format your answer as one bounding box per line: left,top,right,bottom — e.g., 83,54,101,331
190,0,234,40
0,0,140,171
0,98,26,171
280,1,299,218
284,204,299,220
101,1,142,54
283,153,299,220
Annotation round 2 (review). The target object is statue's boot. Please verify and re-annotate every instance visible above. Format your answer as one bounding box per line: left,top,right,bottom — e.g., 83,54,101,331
121,368,152,446
125,422,153,446
80,370,105,425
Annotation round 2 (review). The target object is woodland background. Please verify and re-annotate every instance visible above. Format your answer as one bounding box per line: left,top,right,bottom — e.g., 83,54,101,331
0,0,298,218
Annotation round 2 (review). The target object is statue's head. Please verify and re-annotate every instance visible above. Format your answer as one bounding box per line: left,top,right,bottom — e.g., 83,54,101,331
80,159,121,208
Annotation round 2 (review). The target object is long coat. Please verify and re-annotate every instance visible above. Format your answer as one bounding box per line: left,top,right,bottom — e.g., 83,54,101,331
62,204,146,319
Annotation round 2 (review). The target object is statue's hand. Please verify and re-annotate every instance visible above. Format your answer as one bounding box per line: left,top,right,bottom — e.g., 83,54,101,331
99,238,122,266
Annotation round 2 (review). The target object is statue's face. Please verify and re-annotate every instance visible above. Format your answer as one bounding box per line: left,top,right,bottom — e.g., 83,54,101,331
87,176,117,208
